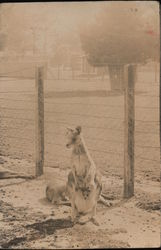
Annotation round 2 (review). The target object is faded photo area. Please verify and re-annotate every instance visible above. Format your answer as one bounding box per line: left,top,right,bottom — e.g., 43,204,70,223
0,1,160,249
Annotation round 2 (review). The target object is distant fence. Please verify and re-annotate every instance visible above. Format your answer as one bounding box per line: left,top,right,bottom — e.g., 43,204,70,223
0,56,108,80
0,63,160,198
46,65,109,81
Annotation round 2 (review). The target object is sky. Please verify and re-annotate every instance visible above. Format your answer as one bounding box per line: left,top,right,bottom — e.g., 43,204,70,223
0,1,159,55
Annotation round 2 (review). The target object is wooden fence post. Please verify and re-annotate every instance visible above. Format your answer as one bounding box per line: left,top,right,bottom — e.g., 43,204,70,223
124,64,136,198
35,66,44,177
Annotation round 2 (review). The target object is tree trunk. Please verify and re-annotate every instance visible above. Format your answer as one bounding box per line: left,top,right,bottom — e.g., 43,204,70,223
108,64,124,92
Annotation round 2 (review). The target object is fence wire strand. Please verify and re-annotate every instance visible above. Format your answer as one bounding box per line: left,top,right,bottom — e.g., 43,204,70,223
0,65,159,176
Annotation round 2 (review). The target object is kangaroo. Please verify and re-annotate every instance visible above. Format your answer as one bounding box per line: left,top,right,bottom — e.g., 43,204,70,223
46,182,68,205
46,182,111,207
65,126,109,225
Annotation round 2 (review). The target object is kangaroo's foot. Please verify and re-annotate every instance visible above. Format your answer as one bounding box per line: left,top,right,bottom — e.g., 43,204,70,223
90,217,100,226
77,214,91,225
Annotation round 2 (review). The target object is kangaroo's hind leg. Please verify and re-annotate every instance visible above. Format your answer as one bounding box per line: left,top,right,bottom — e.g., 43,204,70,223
67,171,79,223
70,199,80,223
78,204,99,226
90,204,99,226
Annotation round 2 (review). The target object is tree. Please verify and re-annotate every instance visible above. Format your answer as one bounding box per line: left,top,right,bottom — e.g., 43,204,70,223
80,1,159,91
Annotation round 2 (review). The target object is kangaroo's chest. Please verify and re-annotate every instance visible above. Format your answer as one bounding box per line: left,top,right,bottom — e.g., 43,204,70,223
71,154,90,176
72,154,96,187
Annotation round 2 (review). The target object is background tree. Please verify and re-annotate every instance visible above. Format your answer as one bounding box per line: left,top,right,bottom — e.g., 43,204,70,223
80,1,159,91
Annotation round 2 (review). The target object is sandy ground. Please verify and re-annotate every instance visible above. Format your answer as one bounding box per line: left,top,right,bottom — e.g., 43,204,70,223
0,155,160,249
0,69,160,248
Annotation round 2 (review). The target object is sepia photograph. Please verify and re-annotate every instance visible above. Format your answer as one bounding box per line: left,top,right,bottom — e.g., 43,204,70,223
0,1,160,249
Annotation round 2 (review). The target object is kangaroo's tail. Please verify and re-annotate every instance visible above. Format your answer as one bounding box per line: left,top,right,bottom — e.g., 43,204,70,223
98,195,112,207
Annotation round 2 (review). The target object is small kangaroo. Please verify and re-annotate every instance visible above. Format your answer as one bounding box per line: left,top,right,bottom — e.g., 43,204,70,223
46,182,111,207
46,182,68,205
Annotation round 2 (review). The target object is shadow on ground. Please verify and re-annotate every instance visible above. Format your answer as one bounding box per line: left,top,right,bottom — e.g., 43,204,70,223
1,218,74,249
26,218,74,234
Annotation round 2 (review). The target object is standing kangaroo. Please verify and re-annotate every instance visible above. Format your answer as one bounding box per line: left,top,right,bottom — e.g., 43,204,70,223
66,126,103,225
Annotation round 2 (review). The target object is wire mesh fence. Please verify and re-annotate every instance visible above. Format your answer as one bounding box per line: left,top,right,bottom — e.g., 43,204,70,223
134,70,160,181
0,66,36,175
44,64,160,185
44,91,125,178
0,63,160,186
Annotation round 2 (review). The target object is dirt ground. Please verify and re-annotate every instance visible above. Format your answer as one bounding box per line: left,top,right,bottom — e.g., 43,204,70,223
0,69,160,248
0,155,160,249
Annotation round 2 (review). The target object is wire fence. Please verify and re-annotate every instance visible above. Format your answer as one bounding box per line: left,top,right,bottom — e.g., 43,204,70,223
134,71,160,181
0,64,160,183
0,66,35,175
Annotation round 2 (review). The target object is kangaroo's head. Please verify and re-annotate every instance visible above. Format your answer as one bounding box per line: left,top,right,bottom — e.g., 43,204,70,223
66,126,82,149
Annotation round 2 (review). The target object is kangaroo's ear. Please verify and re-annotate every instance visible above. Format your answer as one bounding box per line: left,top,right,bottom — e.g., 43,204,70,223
75,126,82,134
